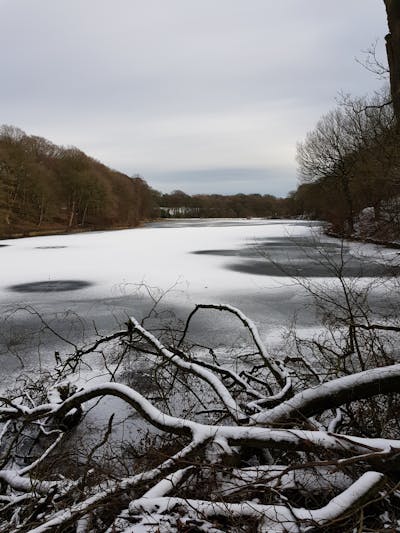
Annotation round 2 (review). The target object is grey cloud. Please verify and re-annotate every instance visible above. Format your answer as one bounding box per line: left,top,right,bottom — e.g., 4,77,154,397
148,167,296,196
0,0,389,195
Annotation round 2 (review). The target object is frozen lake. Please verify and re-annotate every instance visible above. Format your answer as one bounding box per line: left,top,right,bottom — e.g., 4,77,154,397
0,219,398,381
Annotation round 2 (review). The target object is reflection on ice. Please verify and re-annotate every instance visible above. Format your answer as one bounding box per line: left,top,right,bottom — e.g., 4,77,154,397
9,280,92,293
35,245,67,249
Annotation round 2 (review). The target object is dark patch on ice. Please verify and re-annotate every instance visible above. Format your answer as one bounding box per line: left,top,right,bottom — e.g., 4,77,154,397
193,236,400,278
8,280,92,293
193,238,340,257
35,246,67,249
225,260,398,278
253,237,340,250
0,244,9,248
193,249,243,257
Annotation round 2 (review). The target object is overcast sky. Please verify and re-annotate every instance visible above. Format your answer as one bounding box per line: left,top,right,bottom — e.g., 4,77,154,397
0,0,389,196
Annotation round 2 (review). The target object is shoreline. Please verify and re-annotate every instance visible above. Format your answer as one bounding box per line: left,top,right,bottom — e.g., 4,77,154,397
326,230,400,250
3,219,399,251
0,223,147,242
0,217,284,241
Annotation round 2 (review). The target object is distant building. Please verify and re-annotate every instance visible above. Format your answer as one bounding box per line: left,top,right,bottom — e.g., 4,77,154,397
159,206,200,217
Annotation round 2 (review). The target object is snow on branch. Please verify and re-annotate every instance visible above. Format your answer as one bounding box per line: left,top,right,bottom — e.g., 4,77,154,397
253,363,400,425
5,381,400,462
1,306,399,532
179,303,290,389
128,472,385,533
129,315,247,422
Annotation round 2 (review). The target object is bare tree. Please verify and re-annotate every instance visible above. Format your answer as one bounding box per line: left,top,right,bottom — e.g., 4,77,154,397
384,0,400,122
296,91,400,236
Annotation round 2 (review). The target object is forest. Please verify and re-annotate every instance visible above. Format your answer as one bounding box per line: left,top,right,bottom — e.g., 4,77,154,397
292,89,400,240
157,190,293,219
0,125,157,238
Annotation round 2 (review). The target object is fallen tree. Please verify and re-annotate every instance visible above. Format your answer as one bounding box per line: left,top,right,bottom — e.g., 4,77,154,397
1,304,400,532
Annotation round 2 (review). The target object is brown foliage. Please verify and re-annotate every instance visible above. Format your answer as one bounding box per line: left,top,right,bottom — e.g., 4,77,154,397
0,125,158,237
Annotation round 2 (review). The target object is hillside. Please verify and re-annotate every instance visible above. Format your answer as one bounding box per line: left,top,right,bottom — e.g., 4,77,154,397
0,125,157,238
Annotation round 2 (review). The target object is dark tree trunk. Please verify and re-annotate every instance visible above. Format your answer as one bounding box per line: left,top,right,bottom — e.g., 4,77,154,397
384,0,400,123
68,198,76,227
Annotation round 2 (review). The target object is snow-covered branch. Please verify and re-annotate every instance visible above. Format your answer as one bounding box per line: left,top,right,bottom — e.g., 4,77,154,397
179,303,290,389
129,472,385,533
129,315,247,422
1,305,399,532
253,363,400,425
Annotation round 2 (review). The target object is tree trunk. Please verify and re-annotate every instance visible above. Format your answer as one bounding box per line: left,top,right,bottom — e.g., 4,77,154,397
80,202,88,226
38,195,45,227
384,0,400,123
68,198,76,227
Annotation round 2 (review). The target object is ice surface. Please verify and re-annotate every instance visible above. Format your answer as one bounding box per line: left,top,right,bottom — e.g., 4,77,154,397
0,219,397,384
0,220,312,303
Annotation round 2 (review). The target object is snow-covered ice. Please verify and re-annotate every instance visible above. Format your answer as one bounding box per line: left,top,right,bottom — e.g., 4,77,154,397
0,219,313,304
0,218,398,383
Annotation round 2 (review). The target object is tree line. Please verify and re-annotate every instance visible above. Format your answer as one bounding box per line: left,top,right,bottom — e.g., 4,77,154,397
156,189,293,219
0,125,157,238
0,125,299,239
3,102,400,241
